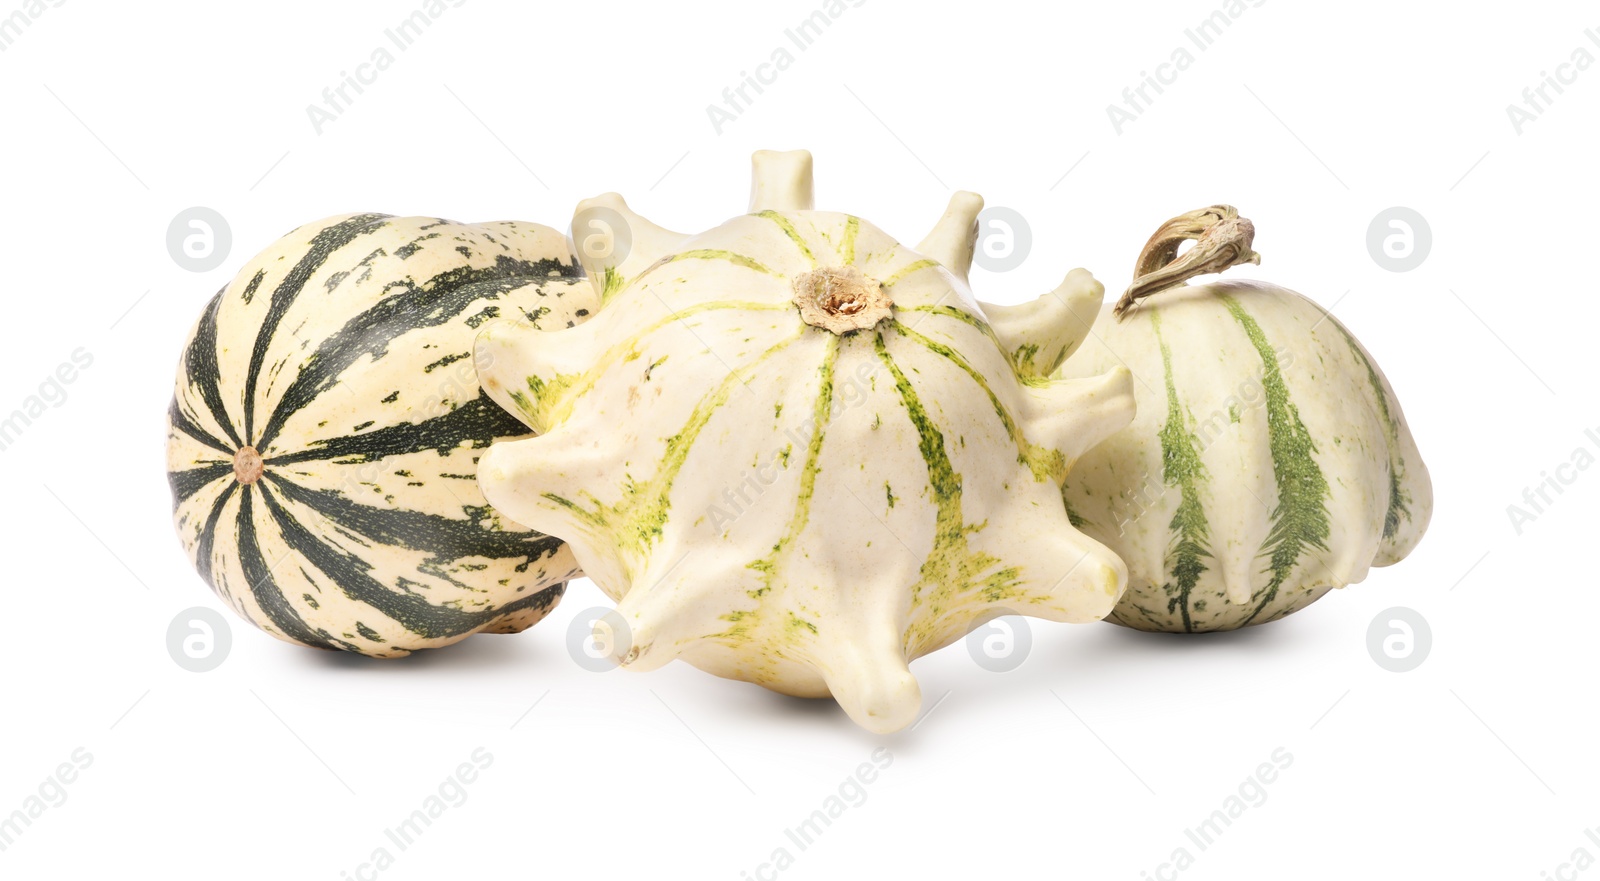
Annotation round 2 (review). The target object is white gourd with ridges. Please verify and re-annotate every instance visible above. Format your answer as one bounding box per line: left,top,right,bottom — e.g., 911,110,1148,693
1058,207,1432,632
475,151,1136,732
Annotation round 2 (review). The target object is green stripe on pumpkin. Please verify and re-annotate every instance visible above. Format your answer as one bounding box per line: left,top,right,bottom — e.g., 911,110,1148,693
256,254,571,450
267,390,524,466
169,397,234,457
233,486,340,649
518,300,788,430
242,213,393,442
258,478,561,639
841,216,861,265
756,211,816,266
266,475,565,567
169,462,234,510
880,258,939,288
1220,297,1331,624
193,481,238,599
888,320,1063,483
650,249,779,279
182,290,244,450
716,335,841,647
541,330,806,557
874,334,1020,652
1151,311,1212,633
599,266,627,303
898,304,1008,353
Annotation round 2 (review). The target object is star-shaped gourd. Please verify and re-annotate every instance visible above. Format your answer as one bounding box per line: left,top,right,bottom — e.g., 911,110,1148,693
476,151,1135,732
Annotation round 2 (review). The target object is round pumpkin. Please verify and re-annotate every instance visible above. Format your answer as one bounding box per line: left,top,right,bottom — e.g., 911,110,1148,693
166,213,593,657
1058,206,1432,632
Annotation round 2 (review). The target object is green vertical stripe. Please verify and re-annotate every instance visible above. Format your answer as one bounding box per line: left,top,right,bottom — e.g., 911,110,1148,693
184,289,245,450
242,213,392,443
888,320,1062,482
757,211,816,266
873,334,1020,648
234,486,340,650
841,216,861,265
1152,312,1212,632
1221,297,1331,624
726,336,841,643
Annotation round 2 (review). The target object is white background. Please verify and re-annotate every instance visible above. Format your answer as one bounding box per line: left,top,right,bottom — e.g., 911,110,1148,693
0,1,1590,878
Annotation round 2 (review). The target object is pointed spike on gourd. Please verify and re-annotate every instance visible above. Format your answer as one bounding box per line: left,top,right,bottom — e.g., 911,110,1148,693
606,564,722,673
474,318,598,433
1377,455,1432,567
1021,366,1137,466
476,433,597,541
1327,546,1373,590
1028,532,1127,622
816,636,921,734
982,268,1106,377
1045,267,1105,364
570,192,691,300
1218,551,1257,606
916,190,984,280
748,149,815,213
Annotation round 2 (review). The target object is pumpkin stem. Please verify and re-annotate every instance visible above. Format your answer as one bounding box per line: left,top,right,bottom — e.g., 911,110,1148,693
916,190,984,280
1113,205,1260,320
749,150,815,212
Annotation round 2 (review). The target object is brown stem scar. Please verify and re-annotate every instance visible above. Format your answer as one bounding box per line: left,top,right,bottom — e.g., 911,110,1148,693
792,266,893,334
233,445,264,484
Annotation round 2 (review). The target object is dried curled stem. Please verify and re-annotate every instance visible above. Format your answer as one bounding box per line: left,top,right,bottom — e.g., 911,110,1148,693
1113,205,1261,320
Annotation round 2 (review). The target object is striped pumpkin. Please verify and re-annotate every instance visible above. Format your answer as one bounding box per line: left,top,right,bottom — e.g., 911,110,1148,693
166,213,592,657
1058,207,1432,632
475,151,1135,732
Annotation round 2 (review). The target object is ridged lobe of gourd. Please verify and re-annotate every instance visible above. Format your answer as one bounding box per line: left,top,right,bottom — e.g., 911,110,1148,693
1061,279,1430,632
478,198,1135,732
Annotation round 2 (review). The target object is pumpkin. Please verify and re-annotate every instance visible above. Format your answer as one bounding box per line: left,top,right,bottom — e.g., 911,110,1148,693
474,150,1136,732
1058,206,1432,632
166,213,592,657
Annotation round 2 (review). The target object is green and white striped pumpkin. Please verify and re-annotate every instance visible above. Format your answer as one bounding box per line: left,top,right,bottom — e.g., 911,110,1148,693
475,151,1135,732
166,213,592,657
1058,207,1432,632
